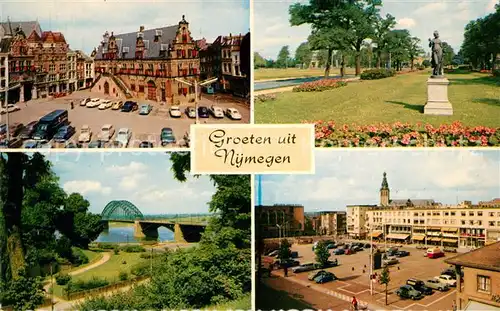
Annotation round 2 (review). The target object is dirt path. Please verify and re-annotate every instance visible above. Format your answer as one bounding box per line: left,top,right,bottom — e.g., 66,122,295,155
68,252,111,276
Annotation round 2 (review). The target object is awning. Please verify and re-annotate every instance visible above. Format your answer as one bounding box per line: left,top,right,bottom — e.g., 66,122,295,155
428,227,442,230
413,227,425,230
430,237,442,242
464,300,500,311
443,228,458,233
442,239,458,243
370,231,383,238
386,234,410,240
412,235,426,241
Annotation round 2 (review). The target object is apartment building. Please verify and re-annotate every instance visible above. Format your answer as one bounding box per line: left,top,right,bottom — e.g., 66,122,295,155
256,204,305,238
446,241,500,311
347,172,500,248
319,211,347,236
0,53,7,94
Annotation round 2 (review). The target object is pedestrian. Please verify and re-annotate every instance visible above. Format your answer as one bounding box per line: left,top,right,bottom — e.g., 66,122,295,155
70,101,74,109
284,265,288,277
452,300,457,311
351,296,358,311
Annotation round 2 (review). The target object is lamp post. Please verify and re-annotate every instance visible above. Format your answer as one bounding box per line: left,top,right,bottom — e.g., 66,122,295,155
276,224,282,240
1,82,21,142
174,77,218,125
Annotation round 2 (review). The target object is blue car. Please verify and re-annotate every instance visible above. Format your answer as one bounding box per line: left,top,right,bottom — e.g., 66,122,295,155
53,125,75,142
139,104,153,115
334,248,345,255
314,271,337,284
121,101,138,112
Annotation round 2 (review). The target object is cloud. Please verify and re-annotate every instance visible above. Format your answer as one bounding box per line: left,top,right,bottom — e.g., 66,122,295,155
134,182,212,204
414,2,448,16
486,0,498,12
106,161,148,173
397,18,416,28
63,180,111,195
119,173,148,191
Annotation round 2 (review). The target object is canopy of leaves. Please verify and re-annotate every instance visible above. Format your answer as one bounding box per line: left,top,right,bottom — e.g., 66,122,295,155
278,239,292,261
295,42,313,66
276,45,291,68
314,240,330,266
254,52,267,68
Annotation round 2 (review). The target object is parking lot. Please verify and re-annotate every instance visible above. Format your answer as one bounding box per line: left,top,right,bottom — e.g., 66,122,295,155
269,243,457,311
1,90,250,148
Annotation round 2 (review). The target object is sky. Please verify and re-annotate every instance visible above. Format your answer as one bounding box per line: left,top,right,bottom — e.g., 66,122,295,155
256,149,500,212
33,151,216,215
0,0,250,55
254,0,498,60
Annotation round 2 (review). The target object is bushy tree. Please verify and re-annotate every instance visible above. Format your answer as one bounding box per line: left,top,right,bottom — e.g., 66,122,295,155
380,265,391,305
276,46,291,68
314,240,330,266
254,52,266,68
0,269,45,310
294,42,312,68
278,239,292,262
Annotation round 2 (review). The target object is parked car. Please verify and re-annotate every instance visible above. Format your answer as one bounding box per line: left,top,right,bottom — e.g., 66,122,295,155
321,259,339,268
395,250,410,257
364,243,372,249
315,271,337,284
139,141,154,148
98,99,113,110
65,141,82,148
139,104,153,115
406,278,433,295
9,122,24,137
352,246,364,252
267,250,278,257
387,249,398,257
18,121,38,139
333,248,345,255
210,105,224,118
78,125,92,143
80,97,91,106
111,101,123,110
435,274,457,287
185,106,196,118
0,138,23,148
308,270,329,281
121,101,138,112
441,268,464,279
383,257,399,266
225,107,242,120
160,127,176,146
115,128,132,147
169,105,182,118
23,140,40,148
86,98,101,108
427,248,445,259
290,251,299,258
53,125,76,142
275,259,300,269
291,263,320,273
345,249,356,255
425,279,450,291
396,285,423,300
97,124,115,142
197,106,209,118
88,140,106,148
0,104,21,114
327,243,336,249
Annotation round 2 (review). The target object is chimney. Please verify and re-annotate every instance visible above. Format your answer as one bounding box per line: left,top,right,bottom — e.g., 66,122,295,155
139,26,144,32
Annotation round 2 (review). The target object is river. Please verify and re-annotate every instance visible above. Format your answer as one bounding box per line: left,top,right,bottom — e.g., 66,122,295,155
95,224,174,243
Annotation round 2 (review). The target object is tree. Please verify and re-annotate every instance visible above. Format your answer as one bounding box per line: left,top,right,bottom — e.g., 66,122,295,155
441,42,455,68
306,29,345,76
276,46,291,68
0,269,45,310
294,42,312,68
254,52,266,68
278,239,291,262
314,241,330,267
408,37,424,70
380,265,391,305
372,13,396,68
290,0,382,76
386,29,411,71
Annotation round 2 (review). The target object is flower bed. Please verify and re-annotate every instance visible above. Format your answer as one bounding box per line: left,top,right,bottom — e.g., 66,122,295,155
292,79,347,92
306,120,500,147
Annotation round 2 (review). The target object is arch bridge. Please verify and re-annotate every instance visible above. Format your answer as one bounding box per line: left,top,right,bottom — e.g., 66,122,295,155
101,200,207,243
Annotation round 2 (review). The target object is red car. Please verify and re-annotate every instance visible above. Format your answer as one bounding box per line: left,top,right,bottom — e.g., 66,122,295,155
345,249,356,255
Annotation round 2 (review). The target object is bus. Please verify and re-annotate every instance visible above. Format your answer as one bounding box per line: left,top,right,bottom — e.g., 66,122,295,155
32,109,69,140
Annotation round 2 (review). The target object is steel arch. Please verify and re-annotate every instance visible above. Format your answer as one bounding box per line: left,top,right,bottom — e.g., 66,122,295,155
101,200,144,220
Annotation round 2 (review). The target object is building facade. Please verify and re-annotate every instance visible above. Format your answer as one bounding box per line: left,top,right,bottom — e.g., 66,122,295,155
67,49,78,92
256,204,305,238
220,33,248,97
92,15,200,104
75,50,94,89
346,173,500,248
319,211,347,236
446,242,500,311
0,53,7,95
198,36,221,91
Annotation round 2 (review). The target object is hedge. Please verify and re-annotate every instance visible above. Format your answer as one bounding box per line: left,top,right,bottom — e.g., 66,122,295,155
360,68,396,80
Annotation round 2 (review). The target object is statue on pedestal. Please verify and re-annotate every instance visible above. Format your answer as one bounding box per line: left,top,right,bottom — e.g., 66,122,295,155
428,31,443,77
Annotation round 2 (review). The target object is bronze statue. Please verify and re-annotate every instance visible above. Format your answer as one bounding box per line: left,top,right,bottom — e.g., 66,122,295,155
429,31,443,77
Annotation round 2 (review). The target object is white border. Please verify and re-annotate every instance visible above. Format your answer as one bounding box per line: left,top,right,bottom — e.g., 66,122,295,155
190,123,316,175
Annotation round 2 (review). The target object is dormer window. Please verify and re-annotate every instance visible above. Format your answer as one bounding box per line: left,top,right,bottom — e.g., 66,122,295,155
143,40,150,50
137,32,144,38
156,30,162,36
122,47,129,53
160,44,168,51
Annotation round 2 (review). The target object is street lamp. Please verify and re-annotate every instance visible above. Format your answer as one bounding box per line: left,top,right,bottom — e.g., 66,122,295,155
276,224,282,240
174,77,218,125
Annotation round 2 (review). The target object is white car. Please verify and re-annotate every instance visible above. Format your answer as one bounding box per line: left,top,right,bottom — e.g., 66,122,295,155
78,125,92,143
80,98,91,106
210,105,224,118
169,106,182,118
225,108,242,120
435,275,457,287
97,124,115,142
98,100,113,110
115,128,131,147
0,104,21,114
86,98,101,108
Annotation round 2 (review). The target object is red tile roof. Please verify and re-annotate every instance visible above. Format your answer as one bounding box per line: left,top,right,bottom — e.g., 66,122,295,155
445,241,500,272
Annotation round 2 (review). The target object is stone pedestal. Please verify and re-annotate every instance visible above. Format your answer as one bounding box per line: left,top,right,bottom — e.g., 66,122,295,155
424,77,453,115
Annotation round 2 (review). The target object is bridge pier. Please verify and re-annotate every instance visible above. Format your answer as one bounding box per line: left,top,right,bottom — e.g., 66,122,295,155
134,221,159,240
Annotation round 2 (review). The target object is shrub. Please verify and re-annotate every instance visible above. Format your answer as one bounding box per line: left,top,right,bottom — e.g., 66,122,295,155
493,69,500,77
119,272,128,281
97,243,119,250
139,252,154,259
65,277,110,294
255,94,277,102
56,274,72,285
416,65,425,70
360,68,396,80
308,120,500,147
292,79,347,92
113,247,119,255
120,245,146,253
130,262,150,276
71,248,89,266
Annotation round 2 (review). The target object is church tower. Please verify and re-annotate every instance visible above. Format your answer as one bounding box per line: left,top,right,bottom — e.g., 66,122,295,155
380,172,390,206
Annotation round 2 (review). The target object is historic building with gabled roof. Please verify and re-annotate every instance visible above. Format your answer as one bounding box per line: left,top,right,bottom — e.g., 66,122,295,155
91,15,200,104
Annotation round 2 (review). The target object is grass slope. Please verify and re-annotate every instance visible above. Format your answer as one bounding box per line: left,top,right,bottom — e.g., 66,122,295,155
254,71,500,127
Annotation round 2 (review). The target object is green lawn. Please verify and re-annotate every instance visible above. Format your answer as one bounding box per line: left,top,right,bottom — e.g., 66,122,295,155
255,67,357,81
255,71,500,127
207,293,252,310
